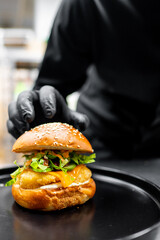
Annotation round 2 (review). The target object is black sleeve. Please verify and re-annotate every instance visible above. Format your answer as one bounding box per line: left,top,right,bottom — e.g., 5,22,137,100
33,0,93,98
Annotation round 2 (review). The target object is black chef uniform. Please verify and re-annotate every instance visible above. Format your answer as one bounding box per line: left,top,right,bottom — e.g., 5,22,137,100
34,0,160,160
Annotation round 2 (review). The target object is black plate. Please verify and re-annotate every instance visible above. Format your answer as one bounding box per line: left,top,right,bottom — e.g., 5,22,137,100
0,165,160,240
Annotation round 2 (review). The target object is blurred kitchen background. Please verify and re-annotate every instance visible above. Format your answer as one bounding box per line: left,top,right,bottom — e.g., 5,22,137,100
0,0,64,167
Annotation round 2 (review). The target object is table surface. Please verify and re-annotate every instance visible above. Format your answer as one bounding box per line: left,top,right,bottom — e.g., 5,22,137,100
1,158,160,240
93,158,160,187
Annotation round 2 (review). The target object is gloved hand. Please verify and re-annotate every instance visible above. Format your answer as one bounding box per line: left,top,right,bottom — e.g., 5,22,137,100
7,85,89,139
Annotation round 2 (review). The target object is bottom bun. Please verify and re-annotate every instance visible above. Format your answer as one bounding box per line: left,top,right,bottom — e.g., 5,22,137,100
12,178,96,211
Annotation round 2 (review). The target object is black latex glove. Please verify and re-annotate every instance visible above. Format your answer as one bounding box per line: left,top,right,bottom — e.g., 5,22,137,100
7,86,89,139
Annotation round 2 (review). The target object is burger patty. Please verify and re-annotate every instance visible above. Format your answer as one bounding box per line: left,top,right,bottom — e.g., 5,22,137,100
17,165,92,189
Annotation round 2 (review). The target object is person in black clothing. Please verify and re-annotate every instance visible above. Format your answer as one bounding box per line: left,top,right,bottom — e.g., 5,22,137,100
7,0,160,160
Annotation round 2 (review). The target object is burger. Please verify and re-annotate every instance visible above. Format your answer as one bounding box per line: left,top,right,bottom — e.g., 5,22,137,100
6,122,96,211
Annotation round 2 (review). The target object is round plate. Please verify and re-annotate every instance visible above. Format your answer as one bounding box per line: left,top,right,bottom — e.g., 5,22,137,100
0,166,160,240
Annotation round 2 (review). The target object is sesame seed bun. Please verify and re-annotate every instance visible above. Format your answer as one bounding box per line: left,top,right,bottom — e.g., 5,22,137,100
12,122,93,153
11,123,96,211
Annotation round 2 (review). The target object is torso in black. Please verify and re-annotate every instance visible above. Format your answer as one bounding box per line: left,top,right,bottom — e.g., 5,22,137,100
34,0,160,159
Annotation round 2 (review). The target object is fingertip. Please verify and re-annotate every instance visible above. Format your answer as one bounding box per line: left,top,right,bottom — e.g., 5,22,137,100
44,108,56,119
39,86,56,119
24,113,35,123
7,120,21,139
70,111,90,132
17,90,35,123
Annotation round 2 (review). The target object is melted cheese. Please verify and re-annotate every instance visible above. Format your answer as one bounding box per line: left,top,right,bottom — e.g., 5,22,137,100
48,164,83,188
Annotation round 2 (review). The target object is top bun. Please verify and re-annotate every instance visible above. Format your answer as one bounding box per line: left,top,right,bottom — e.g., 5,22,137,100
12,122,93,153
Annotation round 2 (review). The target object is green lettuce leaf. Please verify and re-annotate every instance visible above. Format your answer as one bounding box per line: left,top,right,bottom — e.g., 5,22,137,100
23,153,34,160
31,167,52,173
5,151,96,186
60,158,69,167
5,160,23,187
5,178,16,187
30,158,50,172
49,159,67,173
70,152,96,165
63,163,77,171
10,167,23,178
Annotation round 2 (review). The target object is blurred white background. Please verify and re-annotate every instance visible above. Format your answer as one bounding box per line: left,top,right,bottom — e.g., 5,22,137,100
0,0,62,167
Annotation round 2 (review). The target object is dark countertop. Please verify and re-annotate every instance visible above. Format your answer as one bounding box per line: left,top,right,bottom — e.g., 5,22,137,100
93,158,160,187
1,159,160,240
